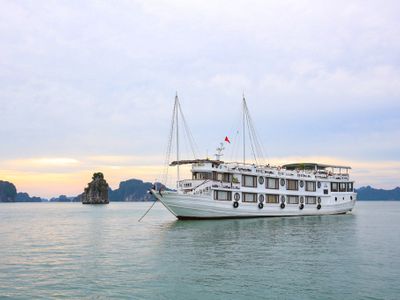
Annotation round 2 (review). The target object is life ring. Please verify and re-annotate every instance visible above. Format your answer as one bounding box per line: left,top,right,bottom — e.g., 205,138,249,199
317,204,321,210
259,194,264,203
258,202,263,209
234,193,240,201
233,201,239,208
299,203,304,210
280,203,285,209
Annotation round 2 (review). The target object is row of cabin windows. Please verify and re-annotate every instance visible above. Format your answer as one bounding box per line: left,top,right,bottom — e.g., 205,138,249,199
199,173,353,193
214,191,317,204
193,172,212,180
331,182,353,192
242,175,316,192
193,172,232,182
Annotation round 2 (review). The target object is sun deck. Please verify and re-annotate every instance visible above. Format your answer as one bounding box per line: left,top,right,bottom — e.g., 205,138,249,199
283,163,351,171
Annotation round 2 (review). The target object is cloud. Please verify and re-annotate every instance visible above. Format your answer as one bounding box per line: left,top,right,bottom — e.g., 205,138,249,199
0,0,399,194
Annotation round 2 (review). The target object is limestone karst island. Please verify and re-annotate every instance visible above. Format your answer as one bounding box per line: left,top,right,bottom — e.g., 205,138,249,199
81,172,109,204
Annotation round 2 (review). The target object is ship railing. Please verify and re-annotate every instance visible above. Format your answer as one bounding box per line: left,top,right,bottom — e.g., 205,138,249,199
178,179,206,189
211,181,241,190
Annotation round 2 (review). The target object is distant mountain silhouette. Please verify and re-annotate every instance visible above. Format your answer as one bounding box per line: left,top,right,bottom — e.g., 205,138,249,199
0,180,17,202
355,186,400,201
1,177,399,202
0,180,43,202
49,195,75,202
16,192,42,202
109,179,154,201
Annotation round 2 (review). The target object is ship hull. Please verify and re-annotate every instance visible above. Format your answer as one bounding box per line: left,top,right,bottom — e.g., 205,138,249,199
151,190,356,220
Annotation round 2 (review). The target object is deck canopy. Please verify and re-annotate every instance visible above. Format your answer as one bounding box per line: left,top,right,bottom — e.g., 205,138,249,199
282,163,351,170
170,159,223,166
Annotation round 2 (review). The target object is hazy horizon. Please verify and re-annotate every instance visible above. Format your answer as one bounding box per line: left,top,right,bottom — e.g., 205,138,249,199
1,0,399,198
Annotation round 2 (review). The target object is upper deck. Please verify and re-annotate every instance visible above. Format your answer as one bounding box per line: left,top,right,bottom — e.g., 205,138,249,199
283,163,351,172
170,159,352,182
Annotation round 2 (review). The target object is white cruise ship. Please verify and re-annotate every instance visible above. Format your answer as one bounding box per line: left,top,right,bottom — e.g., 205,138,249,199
151,95,357,219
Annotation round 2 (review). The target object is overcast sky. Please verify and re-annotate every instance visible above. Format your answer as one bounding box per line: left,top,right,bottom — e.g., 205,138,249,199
1,0,399,197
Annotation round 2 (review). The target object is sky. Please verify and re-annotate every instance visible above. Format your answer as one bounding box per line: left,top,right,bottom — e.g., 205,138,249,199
1,0,399,198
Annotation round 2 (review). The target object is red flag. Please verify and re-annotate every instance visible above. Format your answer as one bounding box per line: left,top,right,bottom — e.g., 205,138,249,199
224,136,231,143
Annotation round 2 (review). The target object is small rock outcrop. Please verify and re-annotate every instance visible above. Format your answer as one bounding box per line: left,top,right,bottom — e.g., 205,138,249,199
82,172,109,204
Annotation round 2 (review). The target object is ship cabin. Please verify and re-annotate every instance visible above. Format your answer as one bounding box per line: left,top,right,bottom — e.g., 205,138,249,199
170,159,355,204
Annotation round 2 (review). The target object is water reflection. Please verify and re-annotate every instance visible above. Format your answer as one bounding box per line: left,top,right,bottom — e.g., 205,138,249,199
149,213,359,299
1,203,399,300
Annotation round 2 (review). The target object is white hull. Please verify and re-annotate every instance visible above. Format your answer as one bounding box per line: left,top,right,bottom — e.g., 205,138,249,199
152,190,356,219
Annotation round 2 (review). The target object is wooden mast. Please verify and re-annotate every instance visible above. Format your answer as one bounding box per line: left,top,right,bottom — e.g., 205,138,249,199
175,93,180,189
243,94,246,165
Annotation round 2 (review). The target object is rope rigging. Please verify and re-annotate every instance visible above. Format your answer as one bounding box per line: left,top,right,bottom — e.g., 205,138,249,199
242,96,267,166
161,94,267,188
161,93,199,187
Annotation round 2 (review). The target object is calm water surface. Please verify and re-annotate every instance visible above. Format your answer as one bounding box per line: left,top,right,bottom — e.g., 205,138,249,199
0,202,399,299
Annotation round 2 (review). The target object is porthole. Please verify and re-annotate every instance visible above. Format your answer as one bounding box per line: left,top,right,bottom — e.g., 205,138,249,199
280,179,285,186
300,196,304,204
299,181,304,188
259,194,264,203
317,182,321,189
258,177,264,185
343,197,345,200
335,197,337,201
350,196,353,200
234,193,240,201
317,197,321,204
281,195,285,203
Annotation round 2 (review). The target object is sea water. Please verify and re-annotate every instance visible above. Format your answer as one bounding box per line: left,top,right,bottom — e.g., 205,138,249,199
0,202,399,299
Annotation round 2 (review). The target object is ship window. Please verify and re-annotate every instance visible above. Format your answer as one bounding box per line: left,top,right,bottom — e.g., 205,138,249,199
242,175,257,187
215,172,232,182
266,194,279,203
347,182,353,192
286,179,298,191
266,177,279,189
242,192,257,202
305,181,316,192
287,195,299,204
331,182,338,192
214,190,232,201
306,196,316,204
265,177,279,190
193,172,212,180
339,183,347,192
